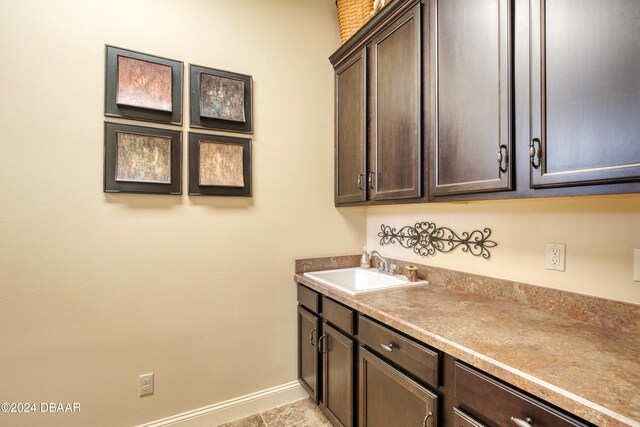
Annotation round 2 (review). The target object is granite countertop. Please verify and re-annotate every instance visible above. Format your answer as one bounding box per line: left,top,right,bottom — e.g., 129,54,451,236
294,257,640,427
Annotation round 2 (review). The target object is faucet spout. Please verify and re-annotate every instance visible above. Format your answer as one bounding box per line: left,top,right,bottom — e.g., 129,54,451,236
369,251,390,273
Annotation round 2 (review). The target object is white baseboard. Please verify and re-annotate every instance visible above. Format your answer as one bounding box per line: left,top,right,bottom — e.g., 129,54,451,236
137,381,307,427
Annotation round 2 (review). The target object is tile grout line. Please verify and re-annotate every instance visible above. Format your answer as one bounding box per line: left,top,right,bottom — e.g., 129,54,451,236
259,412,269,427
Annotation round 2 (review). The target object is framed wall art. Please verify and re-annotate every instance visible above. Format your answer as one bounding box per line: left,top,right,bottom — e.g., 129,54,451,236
190,65,253,133
105,45,183,125
104,122,182,194
189,132,252,196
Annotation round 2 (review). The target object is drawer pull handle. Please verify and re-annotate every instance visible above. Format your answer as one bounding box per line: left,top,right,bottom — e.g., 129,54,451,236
530,138,541,169
381,343,394,352
358,173,365,191
511,417,533,427
309,328,317,346
422,411,432,427
498,144,509,175
318,334,326,354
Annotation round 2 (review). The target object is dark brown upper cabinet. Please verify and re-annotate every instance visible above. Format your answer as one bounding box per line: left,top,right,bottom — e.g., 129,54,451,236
429,0,513,196
335,48,367,204
529,0,640,188
332,0,424,206
369,3,422,201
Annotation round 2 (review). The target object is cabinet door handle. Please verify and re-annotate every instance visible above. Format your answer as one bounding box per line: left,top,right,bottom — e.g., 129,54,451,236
511,417,533,427
380,343,394,352
530,138,541,169
318,334,326,354
357,173,365,191
368,171,376,190
309,328,317,346
422,411,433,427
498,144,509,175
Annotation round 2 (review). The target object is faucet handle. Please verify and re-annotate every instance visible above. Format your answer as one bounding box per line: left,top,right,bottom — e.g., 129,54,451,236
388,264,397,274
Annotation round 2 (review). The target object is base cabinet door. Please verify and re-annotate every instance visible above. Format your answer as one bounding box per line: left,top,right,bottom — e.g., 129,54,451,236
530,0,640,188
359,347,437,427
321,323,355,427
298,306,320,402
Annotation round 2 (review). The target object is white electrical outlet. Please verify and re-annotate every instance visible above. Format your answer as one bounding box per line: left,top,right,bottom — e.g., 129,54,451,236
139,373,154,397
546,243,566,272
634,249,640,282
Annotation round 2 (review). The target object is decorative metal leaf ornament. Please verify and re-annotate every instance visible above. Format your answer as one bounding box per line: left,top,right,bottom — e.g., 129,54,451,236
378,222,497,259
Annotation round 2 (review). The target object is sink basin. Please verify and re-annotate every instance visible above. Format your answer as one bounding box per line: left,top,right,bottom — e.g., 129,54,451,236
303,267,428,295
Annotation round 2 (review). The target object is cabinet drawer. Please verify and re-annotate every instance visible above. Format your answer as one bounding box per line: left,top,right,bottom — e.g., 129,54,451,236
358,315,439,388
453,408,487,427
454,362,590,427
297,284,320,314
323,296,355,336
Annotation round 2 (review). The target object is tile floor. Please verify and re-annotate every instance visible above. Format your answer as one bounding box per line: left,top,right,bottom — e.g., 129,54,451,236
217,398,333,427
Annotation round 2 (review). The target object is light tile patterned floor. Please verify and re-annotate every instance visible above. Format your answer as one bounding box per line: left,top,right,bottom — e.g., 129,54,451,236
217,398,333,427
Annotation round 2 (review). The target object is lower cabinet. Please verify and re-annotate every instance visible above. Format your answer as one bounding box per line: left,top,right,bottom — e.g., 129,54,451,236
321,323,355,427
297,285,355,426
360,347,438,427
297,305,319,402
454,362,591,427
452,408,486,427
297,284,594,427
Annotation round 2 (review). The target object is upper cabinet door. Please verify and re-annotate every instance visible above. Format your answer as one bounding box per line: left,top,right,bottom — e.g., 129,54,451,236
370,3,422,201
335,49,367,204
530,0,640,188
430,0,513,196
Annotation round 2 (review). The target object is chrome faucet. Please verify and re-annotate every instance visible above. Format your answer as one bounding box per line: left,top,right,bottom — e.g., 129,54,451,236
369,251,395,274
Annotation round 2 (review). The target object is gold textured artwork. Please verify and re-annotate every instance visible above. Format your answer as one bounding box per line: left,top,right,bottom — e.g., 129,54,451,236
116,55,172,112
200,74,245,122
199,141,244,187
115,132,172,184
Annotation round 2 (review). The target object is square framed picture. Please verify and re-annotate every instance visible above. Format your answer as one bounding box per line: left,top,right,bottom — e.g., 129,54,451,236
105,46,183,125
189,132,252,196
190,65,253,133
104,122,182,194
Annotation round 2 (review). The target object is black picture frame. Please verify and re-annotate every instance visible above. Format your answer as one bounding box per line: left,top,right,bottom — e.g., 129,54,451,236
104,122,182,195
105,45,183,125
189,132,252,196
190,65,253,133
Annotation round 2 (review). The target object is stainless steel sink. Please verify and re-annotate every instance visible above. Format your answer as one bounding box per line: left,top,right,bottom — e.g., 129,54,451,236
303,267,428,295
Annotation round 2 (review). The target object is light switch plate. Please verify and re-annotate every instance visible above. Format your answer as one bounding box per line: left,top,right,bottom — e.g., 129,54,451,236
634,249,640,282
546,243,566,272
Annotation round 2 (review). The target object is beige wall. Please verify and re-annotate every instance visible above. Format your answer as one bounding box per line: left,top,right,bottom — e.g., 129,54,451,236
0,1,365,426
367,196,640,304
2,1,639,426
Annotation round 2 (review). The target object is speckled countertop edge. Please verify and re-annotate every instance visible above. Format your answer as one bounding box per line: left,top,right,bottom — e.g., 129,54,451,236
294,272,640,427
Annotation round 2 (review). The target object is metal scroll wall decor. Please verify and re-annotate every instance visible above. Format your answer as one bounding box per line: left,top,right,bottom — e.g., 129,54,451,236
378,222,497,259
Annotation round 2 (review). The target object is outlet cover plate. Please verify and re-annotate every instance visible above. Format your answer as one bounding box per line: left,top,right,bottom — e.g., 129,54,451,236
635,249,640,282
139,373,154,397
546,243,566,272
